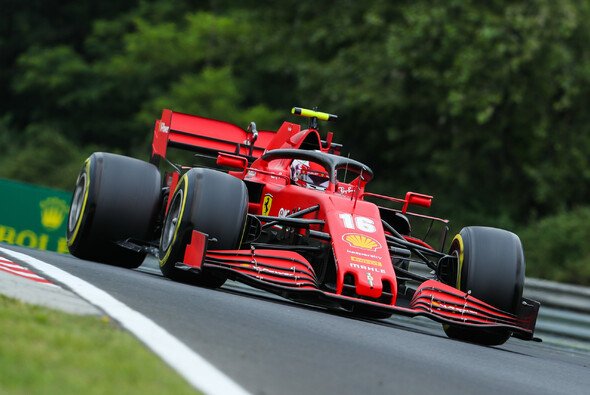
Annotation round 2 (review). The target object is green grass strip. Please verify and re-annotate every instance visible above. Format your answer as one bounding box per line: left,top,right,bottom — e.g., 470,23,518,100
0,294,199,395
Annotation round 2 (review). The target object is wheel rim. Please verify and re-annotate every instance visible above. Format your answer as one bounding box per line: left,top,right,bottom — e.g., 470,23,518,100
161,189,183,252
68,172,87,233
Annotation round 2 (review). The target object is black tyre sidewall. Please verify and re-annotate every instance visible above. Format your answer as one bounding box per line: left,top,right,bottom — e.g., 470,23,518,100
444,226,525,346
67,152,162,268
159,173,195,279
460,227,524,313
159,168,248,286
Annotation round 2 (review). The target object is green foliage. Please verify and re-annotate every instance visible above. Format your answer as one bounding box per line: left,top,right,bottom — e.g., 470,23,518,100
139,67,281,128
3,0,590,283
14,46,91,126
284,0,590,227
0,124,96,191
519,207,590,285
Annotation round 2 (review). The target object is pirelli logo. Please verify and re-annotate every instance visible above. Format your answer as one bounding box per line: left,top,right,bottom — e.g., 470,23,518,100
350,256,382,267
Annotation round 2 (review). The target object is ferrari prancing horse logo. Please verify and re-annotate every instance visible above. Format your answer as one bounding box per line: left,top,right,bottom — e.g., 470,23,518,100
262,194,273,215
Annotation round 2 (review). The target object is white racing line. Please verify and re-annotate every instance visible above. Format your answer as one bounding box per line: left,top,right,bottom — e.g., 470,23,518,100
0,247,251,395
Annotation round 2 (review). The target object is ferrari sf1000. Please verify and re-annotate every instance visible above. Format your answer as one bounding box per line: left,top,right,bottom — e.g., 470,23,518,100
67,107,539,346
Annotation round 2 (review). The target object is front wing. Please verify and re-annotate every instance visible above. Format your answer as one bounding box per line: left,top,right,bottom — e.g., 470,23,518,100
179,231,540,341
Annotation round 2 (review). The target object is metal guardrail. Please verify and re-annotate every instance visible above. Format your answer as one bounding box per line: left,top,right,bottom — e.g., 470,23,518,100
524,278,590,314
533,307,590,342
524,278,590,342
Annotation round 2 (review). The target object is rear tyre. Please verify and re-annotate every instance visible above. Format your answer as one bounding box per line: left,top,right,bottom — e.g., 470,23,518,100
159,168,248,288
67,153,162,268
443,226,525,345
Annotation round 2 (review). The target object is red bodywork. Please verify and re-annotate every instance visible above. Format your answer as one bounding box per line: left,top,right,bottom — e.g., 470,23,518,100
151,109,539,341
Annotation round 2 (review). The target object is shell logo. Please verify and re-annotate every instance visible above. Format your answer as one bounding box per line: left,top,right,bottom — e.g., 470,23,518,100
342,233,382,251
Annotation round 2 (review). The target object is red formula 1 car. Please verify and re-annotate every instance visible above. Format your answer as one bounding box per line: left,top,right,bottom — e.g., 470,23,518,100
67,107,540,346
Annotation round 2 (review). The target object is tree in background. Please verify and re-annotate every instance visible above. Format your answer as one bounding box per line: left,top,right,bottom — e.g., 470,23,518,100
2,0,590,283
253,0,590,227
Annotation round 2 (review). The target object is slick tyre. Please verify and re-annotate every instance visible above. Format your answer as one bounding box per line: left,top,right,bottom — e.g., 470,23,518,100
159,168,248,288
443,226,525,346
67,153,162,268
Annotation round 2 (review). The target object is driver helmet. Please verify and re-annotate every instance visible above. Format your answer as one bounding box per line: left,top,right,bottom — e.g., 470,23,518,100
290,159,329,190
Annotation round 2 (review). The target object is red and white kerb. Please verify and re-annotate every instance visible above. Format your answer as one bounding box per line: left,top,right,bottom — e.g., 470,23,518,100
0,257,57,287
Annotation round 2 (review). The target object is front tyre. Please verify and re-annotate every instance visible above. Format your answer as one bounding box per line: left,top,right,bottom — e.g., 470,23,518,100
67,153,162,268
443,226,525,346
159,168,248,288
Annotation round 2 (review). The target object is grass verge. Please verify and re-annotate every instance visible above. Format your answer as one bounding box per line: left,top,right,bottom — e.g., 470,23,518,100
0,294,199,395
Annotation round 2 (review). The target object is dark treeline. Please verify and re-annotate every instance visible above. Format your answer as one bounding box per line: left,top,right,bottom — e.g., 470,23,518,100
2,0,589,283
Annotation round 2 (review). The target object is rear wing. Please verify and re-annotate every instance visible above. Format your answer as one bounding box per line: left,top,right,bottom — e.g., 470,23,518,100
150,109,277,166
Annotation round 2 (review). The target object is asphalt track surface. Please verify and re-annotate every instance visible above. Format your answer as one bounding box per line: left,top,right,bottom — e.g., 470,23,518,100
4,245,590,395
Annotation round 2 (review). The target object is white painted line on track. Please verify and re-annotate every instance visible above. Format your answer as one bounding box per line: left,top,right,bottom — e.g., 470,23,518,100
0,247,251,395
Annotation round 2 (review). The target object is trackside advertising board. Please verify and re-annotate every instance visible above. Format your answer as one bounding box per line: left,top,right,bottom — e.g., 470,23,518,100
0,178,71,253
